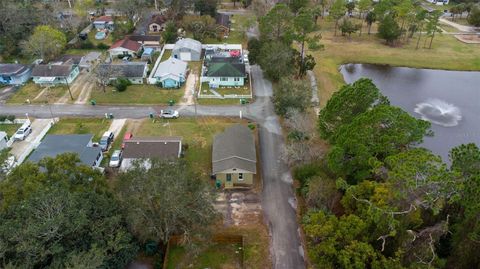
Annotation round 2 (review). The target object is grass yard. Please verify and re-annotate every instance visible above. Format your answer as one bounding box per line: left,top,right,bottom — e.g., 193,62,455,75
197,98,247,105
134,117,247,177
7,83,67,104
88,30,114,47
90,84,183,105
166,242,243,269
65,48,105,55
0,124,21,137
48,118,111,141
311,19,480,107
215,86,251,96
160,49,172,62
445,17,471,26
439,23,460,33
203,14,256,45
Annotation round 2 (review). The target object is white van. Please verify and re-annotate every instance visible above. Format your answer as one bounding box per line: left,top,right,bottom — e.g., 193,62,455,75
13,121,32,141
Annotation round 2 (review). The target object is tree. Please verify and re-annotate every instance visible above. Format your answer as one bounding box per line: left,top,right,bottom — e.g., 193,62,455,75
327,105,431,181
425,10,441,49
450,143,480,178
94,65,120,93
394,0,414,34
318,78,389,141
339,18,360,37
116,159,216,244
22,25,67,61
293,8,318,75
272,77,312,116
329,0,347,36
115,0,146,22
0,188,138,268
0,149,10,181
295,53,316,77
162,21,178,44
365,11,376,35
345,1,355,16
258,41,295,81
113,77,131,92
259,4,294,43
290,0,309,14
194,0,218,17
467,5,480,27
414,9,428,50
377,14,401,45
182,15,217,41
357,0,372,19
247,38,263,65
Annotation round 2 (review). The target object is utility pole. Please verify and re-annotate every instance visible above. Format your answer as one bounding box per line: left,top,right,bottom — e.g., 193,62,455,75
64,77,74,100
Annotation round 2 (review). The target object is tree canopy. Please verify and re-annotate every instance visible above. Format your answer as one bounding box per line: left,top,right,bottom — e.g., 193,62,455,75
22,25,67,61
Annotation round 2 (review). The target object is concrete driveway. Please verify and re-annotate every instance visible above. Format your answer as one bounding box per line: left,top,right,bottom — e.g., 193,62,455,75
9,119,55,164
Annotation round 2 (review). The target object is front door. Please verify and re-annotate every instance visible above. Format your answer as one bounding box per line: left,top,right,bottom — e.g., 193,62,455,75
225,173,232,188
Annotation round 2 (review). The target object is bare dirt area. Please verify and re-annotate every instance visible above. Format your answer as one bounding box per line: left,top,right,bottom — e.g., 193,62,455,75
454,34,480,44
56,71,96,104
215,190,263,226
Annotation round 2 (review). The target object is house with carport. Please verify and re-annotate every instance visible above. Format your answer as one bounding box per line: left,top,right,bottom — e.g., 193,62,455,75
212,125,257,188
0,64,32,85
152,58,187,88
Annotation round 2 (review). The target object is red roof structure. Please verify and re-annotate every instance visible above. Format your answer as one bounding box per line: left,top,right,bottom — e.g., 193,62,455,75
94,15,113,22
109,39,142,52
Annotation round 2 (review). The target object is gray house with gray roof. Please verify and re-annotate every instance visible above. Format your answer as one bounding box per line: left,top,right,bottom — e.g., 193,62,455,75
153,58,188,88
212,124,256,188
96,62,148,84
172,38,202,61
28,134,103,168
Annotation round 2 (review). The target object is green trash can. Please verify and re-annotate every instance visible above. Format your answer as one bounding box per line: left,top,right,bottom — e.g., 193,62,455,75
215,179,222,189
168,99,175,106
240,98,246,105
90,100,96,106
109,113,113,119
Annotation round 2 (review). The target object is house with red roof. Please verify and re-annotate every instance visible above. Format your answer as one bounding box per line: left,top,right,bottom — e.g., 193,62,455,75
108,39,143,58
93,15,114,30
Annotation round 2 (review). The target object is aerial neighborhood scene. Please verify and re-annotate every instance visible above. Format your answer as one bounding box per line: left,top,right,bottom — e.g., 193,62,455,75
1,0,480,267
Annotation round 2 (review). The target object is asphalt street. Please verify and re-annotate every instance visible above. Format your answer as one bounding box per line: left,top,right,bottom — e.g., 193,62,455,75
0,65,306,269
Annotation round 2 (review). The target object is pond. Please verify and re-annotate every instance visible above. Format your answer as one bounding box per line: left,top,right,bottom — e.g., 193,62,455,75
340,63,480,162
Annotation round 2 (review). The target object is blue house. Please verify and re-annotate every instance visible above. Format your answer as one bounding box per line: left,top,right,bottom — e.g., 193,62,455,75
0,64,32,85
153,58,188,88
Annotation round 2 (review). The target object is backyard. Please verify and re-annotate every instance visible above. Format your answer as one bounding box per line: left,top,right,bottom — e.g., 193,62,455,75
166,242,243,269
89,84,184,105
311,19,480,107
7,83,67,104
202,14,256,45
48,118,111,141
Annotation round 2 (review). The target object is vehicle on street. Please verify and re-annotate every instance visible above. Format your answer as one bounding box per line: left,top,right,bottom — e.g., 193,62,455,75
109,150,123,167
159,109,179,119
121,132,133,149
99,131,114,151
13,121,32,141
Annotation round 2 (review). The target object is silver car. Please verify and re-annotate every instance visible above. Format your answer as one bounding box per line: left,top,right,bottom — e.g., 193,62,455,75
109,150,123,168
159,109,179,119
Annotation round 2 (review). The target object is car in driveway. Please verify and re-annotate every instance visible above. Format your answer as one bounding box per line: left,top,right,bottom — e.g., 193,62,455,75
109,150,123,168
121,132,133,149
99,131,114,151
13,121,32,141
159,109,179,119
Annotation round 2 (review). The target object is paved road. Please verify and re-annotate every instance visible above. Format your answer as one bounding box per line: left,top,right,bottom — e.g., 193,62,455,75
0,65,306,269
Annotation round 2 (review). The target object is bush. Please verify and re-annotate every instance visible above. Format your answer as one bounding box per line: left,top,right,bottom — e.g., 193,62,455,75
80,40,95,49
293,162,321,187
6,115,15,122
272,77,311,116
114,78,131,92
97,43,109,50
0,115,7,122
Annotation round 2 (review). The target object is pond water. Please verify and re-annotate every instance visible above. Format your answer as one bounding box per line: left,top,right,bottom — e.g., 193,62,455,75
340,63,480,162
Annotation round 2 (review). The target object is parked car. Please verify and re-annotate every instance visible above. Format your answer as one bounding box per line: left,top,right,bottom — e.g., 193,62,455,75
99,131,114,151
159,109,179,119
13,121,32,141
121,132,133,149
109,150,123,168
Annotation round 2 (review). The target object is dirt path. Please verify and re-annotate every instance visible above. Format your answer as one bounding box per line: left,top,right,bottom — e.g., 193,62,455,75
439,17,476,32
32,86,50,102
179,73,197,106
56,72,95,104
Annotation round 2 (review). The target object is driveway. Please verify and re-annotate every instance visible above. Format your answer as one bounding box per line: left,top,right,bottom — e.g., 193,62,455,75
439,17,477,33
0,86,18,103
9,119,55,164
0,66,307,269
56,71,96,104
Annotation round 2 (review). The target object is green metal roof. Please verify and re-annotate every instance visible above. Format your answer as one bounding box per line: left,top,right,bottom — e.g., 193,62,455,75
206,62,245,77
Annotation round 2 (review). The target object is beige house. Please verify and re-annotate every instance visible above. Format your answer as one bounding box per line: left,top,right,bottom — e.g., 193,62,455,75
212,125,256,188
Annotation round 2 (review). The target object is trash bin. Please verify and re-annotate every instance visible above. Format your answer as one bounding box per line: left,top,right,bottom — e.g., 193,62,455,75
149,113,154,119
215,179,222,189
109,113,113,119
240,98,246,105
90,100,96,106
168,99,175,106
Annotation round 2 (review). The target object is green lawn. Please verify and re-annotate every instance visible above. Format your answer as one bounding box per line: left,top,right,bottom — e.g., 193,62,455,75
215,85,251,96
197,98,247,105
312,18,480,107
65,48,105,56
160,49,172,62
48,118,111,141
90,84,184,105
88,30,114,47
0,124,21,137
445,17,472,26
135,117,245,177
7,83,67,104
166,243,243,269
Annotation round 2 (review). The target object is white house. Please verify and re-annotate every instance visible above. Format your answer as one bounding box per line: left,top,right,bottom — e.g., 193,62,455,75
152,58,188,88
93,15,114,30
120,137,182,171
109,39,143,58
31,64,80,85
172,38,202,61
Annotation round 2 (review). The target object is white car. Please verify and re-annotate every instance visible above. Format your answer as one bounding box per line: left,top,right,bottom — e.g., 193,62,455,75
109,150,123,168
99,131,114,151
13,121,32,141
159,109,179,119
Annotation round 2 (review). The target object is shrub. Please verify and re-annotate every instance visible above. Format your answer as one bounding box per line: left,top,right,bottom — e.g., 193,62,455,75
0,115,7,122
114,78,131,92
6,115,15,122
293,162,321,187
80,40,95,49
97,43,109,50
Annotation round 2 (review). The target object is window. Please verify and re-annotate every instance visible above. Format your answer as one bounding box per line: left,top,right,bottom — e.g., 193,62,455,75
234,78,240,82
221,77,227,81
238,173,244,181
226,174,232,182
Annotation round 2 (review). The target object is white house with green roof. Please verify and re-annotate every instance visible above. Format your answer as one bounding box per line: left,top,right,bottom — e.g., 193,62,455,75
201,61,246,87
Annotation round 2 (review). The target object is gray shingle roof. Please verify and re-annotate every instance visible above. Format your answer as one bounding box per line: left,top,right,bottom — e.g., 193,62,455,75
154,58,187,79
97,62,147,78
212,125,256,174
0,64,30,76
28,134,101,167
173,38,202,54
123,137,182,159
32,64,74,77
